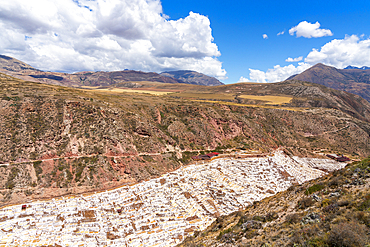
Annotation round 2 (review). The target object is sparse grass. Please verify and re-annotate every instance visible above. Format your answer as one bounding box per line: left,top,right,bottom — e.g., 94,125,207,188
327,222,368,247
305,183,325,195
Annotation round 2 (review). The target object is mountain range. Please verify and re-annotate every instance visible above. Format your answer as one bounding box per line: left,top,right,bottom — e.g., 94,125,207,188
0,55,223,87
344,65,370,70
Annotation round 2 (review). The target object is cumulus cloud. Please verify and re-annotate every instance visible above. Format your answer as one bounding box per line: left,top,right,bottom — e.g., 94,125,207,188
0,0,226,79
286,56,303,62
277,31,284,36
238,62,312,83
289,21,333,38
238,76,250,82
263,34,268,39
305,35,370,68
239,34,370,83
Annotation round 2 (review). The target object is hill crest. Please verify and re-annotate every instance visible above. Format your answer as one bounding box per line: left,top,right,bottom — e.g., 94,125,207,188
287,63,370,102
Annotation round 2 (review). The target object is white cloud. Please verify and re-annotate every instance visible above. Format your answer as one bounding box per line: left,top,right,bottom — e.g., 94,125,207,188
239,34,370,83
289,21,333,38
238,76,250,83
263,34,268,39
0,0,226,79
239,62,312,83
277,31,284,36
286,56,303,62
305,35,370,68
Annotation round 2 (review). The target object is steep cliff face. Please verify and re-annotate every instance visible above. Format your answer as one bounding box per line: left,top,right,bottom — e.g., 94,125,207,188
1,73,370,205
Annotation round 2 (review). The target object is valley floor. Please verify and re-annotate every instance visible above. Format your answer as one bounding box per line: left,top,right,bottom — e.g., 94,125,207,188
0,151,345,246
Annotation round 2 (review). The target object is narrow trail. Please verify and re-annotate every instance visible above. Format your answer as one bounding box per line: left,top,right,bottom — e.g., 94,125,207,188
1,149,212,166
304,124,350,137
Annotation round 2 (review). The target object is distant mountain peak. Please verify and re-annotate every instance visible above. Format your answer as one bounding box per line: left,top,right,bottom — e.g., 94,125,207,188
160,70,223,86
344,65,370,70
311,63,336,69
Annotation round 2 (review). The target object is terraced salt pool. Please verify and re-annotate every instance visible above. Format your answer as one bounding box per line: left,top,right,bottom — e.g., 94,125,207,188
0,151,345,246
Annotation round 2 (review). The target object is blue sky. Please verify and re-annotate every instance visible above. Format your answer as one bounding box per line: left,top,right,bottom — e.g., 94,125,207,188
0,0,370,84
161,0,370,83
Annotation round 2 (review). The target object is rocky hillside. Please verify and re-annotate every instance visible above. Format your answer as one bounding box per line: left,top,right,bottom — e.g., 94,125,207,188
179,157,370,247
1,73,370,206
231,79,370,123
287,63,370,102
160,70,224,86
0,55,39,72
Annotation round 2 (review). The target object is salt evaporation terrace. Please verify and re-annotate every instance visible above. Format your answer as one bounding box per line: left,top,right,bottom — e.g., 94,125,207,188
0,151,346,246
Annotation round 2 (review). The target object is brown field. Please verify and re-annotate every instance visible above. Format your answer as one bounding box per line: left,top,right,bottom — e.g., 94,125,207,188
80,86,174,95
239,95,293,105
192,100,305,112
172,92,235,100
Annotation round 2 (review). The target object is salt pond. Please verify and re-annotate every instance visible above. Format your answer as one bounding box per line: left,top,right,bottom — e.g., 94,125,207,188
0,151,345,246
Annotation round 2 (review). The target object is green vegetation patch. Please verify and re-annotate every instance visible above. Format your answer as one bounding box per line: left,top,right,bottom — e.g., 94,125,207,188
305,183,325,195
180,151,198,164
358,194,370,211
5,166,19,189
354,157,370,170
33,161,43,182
